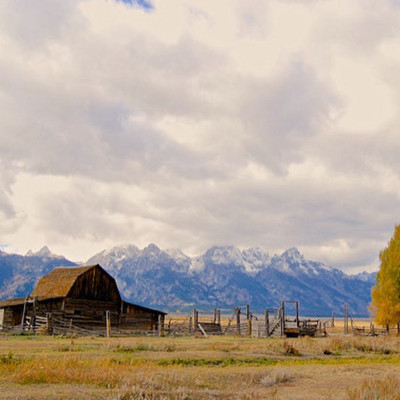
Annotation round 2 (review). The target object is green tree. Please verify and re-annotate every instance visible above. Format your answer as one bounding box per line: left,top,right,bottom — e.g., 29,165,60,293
370,224,400,328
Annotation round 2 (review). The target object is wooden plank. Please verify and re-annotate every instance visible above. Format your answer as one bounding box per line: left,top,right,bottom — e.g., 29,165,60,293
198,324,208,338
106,310,111,338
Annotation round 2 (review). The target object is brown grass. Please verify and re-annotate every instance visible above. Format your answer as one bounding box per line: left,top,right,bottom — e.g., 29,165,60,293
0,334,400,399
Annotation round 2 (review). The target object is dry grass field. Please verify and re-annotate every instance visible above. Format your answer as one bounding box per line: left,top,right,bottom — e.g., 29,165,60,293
1,328,400,400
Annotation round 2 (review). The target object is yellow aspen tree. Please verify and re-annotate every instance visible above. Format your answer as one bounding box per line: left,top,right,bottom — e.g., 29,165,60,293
371,224,400,327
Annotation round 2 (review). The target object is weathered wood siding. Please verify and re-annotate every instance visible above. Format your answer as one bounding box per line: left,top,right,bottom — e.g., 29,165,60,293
35,298,64,313
0,305,23,327
67,266,120,302
63,298,120,326
0,264,166,333
121,303,162,331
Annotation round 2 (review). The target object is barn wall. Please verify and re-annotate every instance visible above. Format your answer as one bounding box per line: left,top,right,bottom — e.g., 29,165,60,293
35,298,64,313
121,303,162,331
0,305,23,327
68,267,120,302
62,298,120,327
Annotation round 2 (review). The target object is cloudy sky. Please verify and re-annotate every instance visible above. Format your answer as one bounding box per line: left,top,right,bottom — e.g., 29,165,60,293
1,0,400,272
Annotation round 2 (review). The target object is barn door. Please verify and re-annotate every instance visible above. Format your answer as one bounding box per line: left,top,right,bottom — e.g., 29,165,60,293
0,309,4,328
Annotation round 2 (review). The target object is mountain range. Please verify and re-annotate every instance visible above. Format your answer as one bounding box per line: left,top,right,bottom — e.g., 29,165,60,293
0,244,376,317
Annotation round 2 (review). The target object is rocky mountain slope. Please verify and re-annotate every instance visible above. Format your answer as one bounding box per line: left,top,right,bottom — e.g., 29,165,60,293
0,244,376,316
0,246,77,300
87,244,376,316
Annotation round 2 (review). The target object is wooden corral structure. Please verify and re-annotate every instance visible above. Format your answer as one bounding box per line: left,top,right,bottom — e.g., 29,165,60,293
0,264,166,335
163,302,326,338
278,300,322,338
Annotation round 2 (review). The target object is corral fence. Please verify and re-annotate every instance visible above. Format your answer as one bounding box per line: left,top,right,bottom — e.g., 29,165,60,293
160,301,328,338
1,300,394,338
341,302,399,337
0,301,326,338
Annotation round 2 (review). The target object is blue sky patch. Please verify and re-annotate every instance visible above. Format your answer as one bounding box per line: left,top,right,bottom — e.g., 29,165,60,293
116,0,153,10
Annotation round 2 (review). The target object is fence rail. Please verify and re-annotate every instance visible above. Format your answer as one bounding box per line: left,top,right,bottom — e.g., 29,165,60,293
1,302,395,338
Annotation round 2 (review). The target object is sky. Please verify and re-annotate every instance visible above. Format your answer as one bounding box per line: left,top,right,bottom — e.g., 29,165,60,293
1,0,400,273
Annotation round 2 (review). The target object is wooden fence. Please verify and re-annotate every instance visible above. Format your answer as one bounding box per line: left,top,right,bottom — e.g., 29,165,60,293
1,301,395,338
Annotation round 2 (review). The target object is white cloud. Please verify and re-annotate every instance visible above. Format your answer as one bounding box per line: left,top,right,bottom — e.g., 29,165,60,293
1,0,400,271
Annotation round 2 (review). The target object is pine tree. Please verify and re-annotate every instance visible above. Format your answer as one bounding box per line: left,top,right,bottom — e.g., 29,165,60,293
370,224,400,328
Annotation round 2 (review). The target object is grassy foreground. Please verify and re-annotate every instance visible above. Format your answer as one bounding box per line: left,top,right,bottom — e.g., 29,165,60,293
1,333,400,399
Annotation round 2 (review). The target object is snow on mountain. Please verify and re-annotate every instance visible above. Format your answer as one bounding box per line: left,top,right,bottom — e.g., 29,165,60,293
0,247,77,300
165,248,191,269
203,246,244,266
351,271,377,284
26,246,64,259
0,244,378,316
242,247,270,274
189,256,205,272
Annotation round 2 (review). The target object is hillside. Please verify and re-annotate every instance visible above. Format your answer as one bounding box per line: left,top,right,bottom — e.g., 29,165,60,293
87,244,376,316
0,244,376,316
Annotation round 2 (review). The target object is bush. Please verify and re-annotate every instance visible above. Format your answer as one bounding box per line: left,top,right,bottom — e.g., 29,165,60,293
282,341,301,356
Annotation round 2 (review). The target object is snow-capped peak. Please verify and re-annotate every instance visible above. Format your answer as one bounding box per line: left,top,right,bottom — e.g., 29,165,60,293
204,246,244,266
165,248,189,260
27,246,62,259
143,243,162,256
100,245,140,262
281,247,303,262
242,247,270,274
37,246,52,256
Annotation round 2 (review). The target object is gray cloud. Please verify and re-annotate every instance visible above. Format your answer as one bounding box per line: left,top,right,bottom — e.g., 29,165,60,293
237,61,339,172
1,0,399,271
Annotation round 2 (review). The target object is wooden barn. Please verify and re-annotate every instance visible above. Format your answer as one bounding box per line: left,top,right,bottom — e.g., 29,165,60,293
0,264,166,334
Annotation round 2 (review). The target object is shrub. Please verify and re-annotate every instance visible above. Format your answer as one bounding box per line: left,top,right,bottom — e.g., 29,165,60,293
260,368,292,387
0,352,17,365
282,341,301,356
347,376,400,399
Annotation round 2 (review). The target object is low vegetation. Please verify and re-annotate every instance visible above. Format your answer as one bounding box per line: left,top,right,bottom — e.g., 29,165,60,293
1,333,400,399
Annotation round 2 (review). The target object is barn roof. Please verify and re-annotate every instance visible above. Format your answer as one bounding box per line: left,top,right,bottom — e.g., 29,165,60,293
123,300,167,315
0,298,26,308
31,265,100,298
2,264,167,316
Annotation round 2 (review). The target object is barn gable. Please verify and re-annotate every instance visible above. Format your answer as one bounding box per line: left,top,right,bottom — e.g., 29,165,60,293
1,264,165,333
31,264,121,302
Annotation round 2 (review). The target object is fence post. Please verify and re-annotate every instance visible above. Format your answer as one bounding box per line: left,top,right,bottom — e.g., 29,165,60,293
331,311,335,328
193,309,199,332
158,314,163,337
246,304,250,320
21,294,29,330
32,297,36,332
235,307,241,335
344,303,349,335
46,312,53,335
248,317,252,337
105,310,111,338
280,301,285,336
189,317,193,333
370,322,375,336
217,309,221,325
265,309,270,337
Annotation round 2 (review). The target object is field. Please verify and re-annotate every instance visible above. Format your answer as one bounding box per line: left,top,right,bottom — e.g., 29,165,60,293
2,325,400,400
